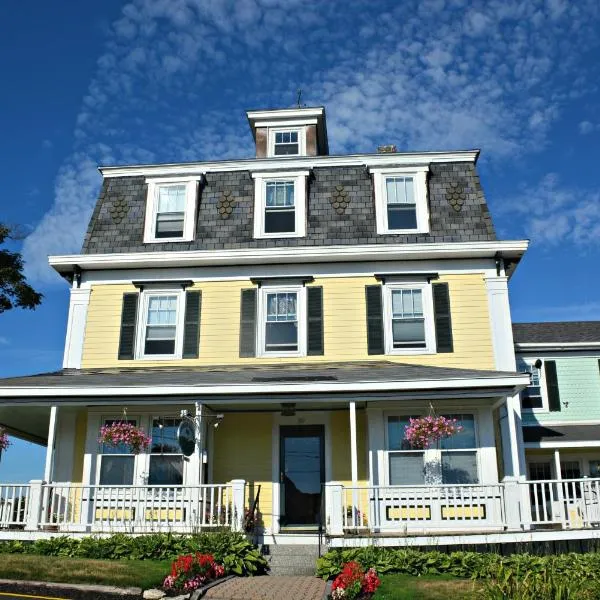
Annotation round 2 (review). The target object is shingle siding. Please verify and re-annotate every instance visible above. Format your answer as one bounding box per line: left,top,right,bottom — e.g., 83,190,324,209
81,161,496,254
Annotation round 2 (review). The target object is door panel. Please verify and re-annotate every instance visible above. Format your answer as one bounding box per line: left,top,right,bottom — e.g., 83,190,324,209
280,425,324,526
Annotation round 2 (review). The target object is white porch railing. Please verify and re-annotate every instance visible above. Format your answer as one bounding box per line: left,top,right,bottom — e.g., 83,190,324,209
0,484,30,528
336,483,506,533
525,478,600,529
0,480,245,533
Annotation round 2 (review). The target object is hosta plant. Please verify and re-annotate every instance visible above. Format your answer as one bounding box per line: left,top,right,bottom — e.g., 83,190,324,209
98,421,151,454
330,561,380,599
163,552,225,594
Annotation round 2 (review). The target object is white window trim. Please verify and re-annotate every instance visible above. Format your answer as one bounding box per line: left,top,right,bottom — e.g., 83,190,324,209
383,412,481,486
135,287,186,360
267,126,306,157
257,283,307,358
382,280,436,355
519,357,549,413
143,177,200,243
252,171,309,239
370,166,429,235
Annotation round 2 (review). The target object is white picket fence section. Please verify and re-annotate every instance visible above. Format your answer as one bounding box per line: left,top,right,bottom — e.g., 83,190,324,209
0,484,30,528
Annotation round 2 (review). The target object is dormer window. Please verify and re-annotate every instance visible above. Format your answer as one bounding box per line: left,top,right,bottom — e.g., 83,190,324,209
371,166,430,235
252,171,308,239
143,177,199,244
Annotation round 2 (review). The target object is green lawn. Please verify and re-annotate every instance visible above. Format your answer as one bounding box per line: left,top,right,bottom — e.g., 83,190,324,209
0,555,171,589
373,573,482,600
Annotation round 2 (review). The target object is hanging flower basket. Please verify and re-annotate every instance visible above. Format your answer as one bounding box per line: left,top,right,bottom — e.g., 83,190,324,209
98,421,151,454
0,428,10,453
404,415,462,449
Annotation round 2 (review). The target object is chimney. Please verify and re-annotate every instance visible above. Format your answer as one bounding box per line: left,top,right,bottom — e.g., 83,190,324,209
377,144,397,153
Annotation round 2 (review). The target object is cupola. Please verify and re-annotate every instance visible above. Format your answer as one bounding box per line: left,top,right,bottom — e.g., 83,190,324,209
246,106,329,158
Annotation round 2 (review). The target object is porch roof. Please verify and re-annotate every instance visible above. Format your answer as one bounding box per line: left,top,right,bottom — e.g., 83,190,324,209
523,424,600,448
0,361,528,404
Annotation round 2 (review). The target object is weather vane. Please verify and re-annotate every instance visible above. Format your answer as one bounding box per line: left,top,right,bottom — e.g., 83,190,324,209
297,88,304,108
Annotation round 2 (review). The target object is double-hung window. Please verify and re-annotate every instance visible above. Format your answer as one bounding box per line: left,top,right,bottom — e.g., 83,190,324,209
99,419,137,486
383,282,435,354
136,290,185,359
371,166,429,234
252,171,308,239
258,285,306,356
517,358,545,410
269,128,303,156
387,414,479,485
148,418,184,486
143,178,199,243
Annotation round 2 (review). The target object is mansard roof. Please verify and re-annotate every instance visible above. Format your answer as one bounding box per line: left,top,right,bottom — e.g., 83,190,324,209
81,157,496,255
513,321,600,348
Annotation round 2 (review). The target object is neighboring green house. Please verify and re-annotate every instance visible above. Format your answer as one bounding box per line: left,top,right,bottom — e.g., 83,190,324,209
514,322,600,481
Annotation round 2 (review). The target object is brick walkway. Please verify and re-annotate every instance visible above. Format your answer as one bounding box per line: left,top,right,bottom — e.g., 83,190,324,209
204,576,327,599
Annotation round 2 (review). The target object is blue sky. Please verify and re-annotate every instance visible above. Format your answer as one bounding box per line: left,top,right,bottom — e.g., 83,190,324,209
1,0,600,481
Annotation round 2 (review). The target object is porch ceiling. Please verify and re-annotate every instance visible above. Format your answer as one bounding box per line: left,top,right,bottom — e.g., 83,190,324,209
0,361,529,405
523,424,600,448
0,405,51,445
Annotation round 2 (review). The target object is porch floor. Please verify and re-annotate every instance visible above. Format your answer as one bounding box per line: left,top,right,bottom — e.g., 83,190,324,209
204,576,326,600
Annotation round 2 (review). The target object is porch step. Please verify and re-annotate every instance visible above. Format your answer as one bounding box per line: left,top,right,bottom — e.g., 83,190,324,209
261,544,324,577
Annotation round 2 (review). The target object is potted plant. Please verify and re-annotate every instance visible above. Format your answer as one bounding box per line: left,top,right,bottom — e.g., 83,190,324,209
0,427,9,460
98,421,151,454
404,409,463,450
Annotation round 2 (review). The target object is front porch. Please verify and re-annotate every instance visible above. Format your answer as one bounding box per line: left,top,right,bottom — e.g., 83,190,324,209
2,478,600,542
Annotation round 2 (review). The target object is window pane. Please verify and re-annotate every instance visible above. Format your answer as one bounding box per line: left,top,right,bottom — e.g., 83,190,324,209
158,185,186,213
151,418,181,453
266,322,298,351
391,289,422,318
387,416,415,450
392,319,426,347
389,452,425,485
386,177,415,205
529,462,552,480
148,455,183,485
155,214,184,238
561,461,581,479
387,205,417,230
442,451,478,484
145,296,177,355
145,338,176,355
274,132,299,155
99,456,135,485
440,415,476,449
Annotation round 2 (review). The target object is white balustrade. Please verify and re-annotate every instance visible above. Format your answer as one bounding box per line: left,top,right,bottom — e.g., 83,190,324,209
0,484,31,528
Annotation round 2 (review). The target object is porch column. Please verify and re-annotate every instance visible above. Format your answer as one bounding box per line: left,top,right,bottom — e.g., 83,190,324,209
486,273,526,479
349,401,358,488
554,449,562,480
194,402,204,485
43,406,58,483
553,448,566,527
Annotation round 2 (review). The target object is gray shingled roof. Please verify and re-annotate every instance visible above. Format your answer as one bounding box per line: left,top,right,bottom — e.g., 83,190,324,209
513,322,600,344
523,424,600,445
0,361,520,390
82,162,496,254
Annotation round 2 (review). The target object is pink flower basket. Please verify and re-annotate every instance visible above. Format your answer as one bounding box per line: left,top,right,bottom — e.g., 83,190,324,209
0,428,10,453
404,415,462,449
98,421,151,454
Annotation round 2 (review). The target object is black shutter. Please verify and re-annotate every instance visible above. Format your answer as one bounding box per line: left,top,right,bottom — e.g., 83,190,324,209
239,288,257,357
307,287,324,356
545,360,561,412
432,282,453,353
365,285,384,355
182,290,202,359
118,293,139,360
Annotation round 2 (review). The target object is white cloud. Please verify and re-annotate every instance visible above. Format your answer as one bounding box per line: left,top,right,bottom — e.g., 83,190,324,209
578,120,597,134
497,173,600,247
22,0,600,280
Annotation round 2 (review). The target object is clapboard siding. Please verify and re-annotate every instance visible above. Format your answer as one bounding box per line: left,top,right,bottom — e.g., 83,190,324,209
81,273,495,369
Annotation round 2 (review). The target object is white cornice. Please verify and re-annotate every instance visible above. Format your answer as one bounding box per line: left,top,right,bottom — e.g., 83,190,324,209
515,342,600,351
99,150,480,179
48,240,529,274
0,374,529,399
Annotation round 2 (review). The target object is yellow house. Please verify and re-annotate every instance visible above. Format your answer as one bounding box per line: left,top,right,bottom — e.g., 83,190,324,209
1,106,553,546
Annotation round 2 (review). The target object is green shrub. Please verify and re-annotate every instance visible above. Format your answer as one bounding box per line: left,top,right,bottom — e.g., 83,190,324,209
482,563,595,599
316,548,600,584
0,532,268,576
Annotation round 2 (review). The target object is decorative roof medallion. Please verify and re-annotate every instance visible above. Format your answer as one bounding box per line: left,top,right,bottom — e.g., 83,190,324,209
217,190,236,219
330,185,350,215
446,181,466,212
109,197,129,224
